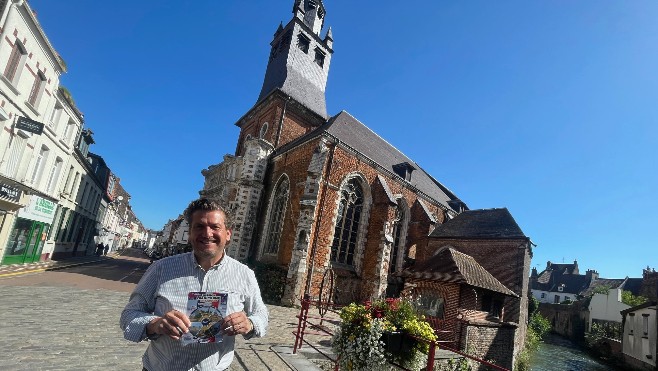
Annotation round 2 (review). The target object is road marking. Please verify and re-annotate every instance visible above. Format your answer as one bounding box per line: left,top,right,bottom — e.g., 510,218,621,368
0,268,47,278
119,267,141,282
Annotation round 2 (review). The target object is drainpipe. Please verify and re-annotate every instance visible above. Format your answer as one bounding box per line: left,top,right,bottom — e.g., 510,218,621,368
304,137,336,296
274,96,290,148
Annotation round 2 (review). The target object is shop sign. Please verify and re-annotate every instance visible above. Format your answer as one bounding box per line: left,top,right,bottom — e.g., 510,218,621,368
17,195,56,223
0,182,21,203
16,116,44,135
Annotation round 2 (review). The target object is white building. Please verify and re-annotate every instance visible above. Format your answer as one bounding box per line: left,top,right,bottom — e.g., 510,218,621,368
589,287,631,330
0,0,76,264
621,301,657,371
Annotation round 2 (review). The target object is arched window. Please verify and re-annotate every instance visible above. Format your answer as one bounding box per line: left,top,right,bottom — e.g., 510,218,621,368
259,122,269,139
330,179,364,266
389,206,405,273
264,177,289,254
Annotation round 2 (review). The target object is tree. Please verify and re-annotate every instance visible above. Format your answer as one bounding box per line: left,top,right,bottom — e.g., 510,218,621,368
621,290,647,307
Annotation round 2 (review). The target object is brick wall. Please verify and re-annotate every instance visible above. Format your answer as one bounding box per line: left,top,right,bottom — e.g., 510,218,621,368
247,132,450,304
422,237,531,365
461,323,516,370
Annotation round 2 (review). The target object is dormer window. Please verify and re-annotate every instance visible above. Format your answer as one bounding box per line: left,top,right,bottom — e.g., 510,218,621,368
297,34,310,53
314,48,325,67
558,285,564,292
392,162,415,182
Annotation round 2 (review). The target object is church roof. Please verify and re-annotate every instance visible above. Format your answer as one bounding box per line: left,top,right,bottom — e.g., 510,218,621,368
324,111,460,209
274,110,462,211
429,208,526,239
399,247,518,297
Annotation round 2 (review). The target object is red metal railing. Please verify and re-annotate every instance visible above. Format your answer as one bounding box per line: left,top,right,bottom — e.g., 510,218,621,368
292,295,510,371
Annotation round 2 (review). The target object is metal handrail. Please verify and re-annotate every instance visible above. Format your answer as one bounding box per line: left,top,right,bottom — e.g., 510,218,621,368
292,296,510,371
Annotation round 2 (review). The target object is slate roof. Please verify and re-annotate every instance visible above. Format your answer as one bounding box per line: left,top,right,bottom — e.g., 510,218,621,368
399,247,518,297
621,277,643,296
274,110,462,211
578,278,624,297
429,208,526,239
545,262,579,275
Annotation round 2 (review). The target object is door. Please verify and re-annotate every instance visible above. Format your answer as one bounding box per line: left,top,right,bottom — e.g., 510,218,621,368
1,219,47,265
23,222,47,263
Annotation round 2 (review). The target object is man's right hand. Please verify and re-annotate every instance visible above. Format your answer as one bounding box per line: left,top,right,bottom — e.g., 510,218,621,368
146,310,191,340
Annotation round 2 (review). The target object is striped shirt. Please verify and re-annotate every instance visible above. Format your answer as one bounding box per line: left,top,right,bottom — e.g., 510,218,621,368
120,252,269,371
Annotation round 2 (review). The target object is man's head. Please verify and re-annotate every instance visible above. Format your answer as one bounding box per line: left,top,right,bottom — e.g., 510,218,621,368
184,198,232,267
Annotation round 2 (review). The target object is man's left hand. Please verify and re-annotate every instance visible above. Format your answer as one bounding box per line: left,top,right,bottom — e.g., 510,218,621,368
222,312,253,336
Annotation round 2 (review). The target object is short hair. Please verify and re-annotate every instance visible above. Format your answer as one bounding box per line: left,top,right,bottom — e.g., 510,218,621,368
184,198,232,228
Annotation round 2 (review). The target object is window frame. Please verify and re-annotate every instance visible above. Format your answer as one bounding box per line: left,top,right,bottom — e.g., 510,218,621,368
262,176,290,255
28,70,47,108
330,179,364,267
297,34,310,54
3,39,27,84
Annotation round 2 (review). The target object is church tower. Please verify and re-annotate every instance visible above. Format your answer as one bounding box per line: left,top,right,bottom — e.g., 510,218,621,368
258,0,334,119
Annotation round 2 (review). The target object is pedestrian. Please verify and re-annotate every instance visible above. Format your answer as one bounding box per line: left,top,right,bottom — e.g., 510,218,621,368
95,243,103,256
103,244,109,256
120,198,268,371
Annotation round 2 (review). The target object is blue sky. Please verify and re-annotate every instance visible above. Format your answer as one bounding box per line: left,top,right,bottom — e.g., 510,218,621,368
29,1,657,280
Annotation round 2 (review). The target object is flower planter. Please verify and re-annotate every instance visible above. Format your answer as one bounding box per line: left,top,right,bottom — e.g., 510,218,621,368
381,331,403,353
381,331,417,354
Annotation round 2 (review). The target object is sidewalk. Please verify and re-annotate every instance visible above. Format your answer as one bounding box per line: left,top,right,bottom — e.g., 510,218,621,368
0,253,116,277
0,251,334,370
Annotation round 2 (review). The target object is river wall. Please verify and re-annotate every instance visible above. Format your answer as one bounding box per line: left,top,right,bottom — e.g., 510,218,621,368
538,301,589,340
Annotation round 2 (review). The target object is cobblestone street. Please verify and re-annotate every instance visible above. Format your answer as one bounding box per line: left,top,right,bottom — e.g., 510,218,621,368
0,283,309,370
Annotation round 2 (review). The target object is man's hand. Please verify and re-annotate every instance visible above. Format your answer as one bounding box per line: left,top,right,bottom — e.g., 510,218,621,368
147,310,191,340
222,311,253,336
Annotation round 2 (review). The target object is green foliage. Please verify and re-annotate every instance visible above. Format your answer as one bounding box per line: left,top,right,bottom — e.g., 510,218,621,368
250,261,286,305
528,313,551,340
591,285,611,295
434,357,471,371
59,86,75,105
621,290,648,307
515,313,551,371
528,296,539,317
585,321,622,344
333,299,437,371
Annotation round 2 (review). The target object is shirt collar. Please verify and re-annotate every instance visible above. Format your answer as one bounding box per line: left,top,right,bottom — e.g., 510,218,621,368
189,251,228,271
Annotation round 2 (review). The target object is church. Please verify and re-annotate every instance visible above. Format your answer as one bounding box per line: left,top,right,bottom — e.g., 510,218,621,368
199,0,467,306
200,3,532,367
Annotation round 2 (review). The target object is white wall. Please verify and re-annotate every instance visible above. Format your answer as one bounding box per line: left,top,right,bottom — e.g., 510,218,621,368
623,305,656,369
589,288,630,329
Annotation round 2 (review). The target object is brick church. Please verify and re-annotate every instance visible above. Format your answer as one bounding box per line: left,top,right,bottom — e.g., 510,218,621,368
200,0,465,305
199,0,529,329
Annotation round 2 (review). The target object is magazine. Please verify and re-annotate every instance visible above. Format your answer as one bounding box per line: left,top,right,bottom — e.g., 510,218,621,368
181,292,228,345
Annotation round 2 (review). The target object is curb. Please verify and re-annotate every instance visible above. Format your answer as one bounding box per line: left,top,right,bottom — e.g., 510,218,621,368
0,255,115,278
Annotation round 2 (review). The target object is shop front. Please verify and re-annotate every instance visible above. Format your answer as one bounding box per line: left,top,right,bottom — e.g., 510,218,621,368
1,195,56,265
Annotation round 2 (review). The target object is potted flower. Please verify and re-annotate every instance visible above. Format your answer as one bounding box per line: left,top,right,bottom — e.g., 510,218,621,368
332,298,437,370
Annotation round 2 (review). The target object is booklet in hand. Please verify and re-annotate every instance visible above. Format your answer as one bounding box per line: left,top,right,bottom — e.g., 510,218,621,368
181,292,228,345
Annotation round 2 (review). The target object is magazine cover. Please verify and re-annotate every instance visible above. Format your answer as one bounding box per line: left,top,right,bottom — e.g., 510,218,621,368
181,292,228,345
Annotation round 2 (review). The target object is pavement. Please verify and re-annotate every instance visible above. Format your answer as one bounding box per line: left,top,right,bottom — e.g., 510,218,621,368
0,252,336,371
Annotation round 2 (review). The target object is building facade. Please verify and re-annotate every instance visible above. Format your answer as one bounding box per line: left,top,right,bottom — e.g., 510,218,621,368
0,0,143,264
199,0,464,306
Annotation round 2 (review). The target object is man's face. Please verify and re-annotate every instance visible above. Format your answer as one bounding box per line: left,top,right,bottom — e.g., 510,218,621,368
189,210,232,263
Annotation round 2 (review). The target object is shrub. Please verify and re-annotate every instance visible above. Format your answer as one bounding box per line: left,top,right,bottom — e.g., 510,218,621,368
250,261,286,305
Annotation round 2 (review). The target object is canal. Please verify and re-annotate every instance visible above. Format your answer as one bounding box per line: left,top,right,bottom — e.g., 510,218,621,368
529,334,624,371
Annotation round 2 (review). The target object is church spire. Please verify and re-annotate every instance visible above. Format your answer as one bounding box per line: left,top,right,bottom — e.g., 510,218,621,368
293,0,326,36
257,0,334,119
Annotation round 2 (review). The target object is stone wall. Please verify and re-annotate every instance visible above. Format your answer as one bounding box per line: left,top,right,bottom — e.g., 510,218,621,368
538,301,589,340
461,322,516,370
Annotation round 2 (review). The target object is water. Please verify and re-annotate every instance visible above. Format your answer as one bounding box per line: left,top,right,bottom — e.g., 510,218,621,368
529,334,623,371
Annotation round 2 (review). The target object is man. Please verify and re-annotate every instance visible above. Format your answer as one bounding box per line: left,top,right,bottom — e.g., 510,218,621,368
120,198,268,371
